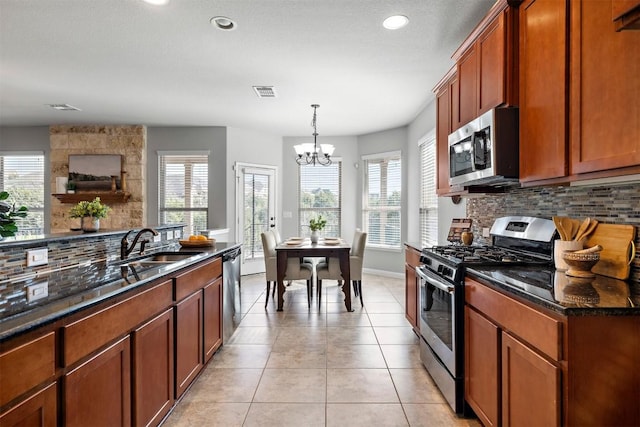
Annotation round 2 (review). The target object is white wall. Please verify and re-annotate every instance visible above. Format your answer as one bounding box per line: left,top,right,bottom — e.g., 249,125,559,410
226,127,284,243
147,127,227,229
282,135,358,240
358,126,408,274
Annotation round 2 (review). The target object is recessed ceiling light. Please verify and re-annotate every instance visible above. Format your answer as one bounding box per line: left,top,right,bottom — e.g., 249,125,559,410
383,15,409,30
210,16,237,31
141,0,169,5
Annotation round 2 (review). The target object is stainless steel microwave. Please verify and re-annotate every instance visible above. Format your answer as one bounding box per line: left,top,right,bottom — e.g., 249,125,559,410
448,108,519,187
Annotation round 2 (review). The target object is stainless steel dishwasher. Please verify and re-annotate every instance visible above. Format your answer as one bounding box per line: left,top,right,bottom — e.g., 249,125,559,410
222,247,241,343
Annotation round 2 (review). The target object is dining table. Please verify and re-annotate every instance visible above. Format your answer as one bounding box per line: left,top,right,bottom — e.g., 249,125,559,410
275,237,353,312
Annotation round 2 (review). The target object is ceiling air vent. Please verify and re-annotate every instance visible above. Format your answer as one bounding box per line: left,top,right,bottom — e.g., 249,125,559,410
252,86,276,98
47,104,81,111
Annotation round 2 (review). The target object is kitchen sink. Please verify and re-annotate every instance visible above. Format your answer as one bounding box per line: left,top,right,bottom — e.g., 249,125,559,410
138,251,203,262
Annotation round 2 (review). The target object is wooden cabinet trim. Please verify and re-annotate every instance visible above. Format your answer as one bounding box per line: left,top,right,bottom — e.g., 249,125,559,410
465,277,562,360
174,257,222,301
63,280,172,367
0,331,56,408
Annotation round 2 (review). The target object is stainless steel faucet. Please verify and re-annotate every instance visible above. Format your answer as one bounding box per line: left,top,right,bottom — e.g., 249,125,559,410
121,228,159,260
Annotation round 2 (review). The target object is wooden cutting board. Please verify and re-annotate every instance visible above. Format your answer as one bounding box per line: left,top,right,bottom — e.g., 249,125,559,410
585,223,637,280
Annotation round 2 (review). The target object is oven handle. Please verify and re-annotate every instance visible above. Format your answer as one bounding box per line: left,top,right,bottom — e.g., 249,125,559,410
415,266,455,294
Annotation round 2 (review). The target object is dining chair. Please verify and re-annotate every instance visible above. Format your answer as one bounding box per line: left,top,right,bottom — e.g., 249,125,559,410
260,230,314,308
316,230,367,306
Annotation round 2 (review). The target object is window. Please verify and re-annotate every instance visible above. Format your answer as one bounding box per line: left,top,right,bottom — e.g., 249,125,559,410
298,161,341,237
0,153,45,236
158,152,208,236
420,133,438,247
363,151,401,249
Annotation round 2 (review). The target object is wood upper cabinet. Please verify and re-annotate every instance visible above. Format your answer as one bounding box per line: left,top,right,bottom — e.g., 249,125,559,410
501,332,561,427
404,246,421,331
453,5,517,130
519,0,569,183
64,336,131,427
570,0,640,175
436,72,455,195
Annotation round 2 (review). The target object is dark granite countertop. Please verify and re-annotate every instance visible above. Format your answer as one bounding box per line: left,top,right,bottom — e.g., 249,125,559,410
0,242,241,342
404,241,422,251
467,265,640,316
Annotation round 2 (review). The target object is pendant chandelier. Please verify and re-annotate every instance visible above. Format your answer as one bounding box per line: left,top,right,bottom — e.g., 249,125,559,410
294,104,335,166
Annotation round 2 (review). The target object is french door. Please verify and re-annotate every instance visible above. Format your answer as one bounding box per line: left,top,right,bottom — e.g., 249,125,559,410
235,163,277,275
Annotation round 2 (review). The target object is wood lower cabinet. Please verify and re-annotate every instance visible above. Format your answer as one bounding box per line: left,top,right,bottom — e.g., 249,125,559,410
464,306,499,427
466,275,640,426
132,308,174,427
404,245,421,332
203,277,223,363
175,290,203,399
0,382,57,427
64,336,131,427
501,331,561,427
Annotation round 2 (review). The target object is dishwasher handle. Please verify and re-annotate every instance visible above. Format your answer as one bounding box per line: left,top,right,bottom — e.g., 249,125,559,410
223,247,241,262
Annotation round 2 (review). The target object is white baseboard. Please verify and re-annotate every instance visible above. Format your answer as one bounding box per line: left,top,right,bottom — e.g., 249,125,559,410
362,268,403,280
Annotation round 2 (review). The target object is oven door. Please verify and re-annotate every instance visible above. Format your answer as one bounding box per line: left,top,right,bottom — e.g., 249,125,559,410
416,265,458,377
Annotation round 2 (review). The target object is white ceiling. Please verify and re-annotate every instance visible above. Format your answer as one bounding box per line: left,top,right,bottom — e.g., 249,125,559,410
0,0,495,137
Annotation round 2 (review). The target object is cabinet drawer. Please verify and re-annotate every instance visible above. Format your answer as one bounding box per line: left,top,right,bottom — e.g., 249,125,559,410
405,247,421,268
174,257,222,301
465,278,562,360
0,332,56,407
63,280,172,367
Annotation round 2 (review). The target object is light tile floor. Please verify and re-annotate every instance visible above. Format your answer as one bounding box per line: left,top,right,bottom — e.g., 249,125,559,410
164,273,481,427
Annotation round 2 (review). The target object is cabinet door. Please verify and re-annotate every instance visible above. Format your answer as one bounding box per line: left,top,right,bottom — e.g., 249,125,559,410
465,306,500,427
519,0,569,182
175,290,203,399
436,80,452,194
570,0,640,175
477,12,506,115
0,382,56,427
404,263,418,330
501,332,561,427
132,308,174,427
64,336,131,427
456,47,478,128
203,277,223,363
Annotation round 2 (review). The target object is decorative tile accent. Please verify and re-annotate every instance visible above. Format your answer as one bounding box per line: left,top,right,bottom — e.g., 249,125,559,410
466,183,640,283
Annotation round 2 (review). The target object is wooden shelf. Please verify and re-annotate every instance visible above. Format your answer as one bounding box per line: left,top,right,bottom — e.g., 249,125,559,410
52,192,131,204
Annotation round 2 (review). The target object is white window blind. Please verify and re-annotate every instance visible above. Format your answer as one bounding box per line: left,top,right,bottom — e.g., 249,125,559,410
158,153,208,236
0,153,45,236
298,161,341,237
420,135,438,247
363,152,401,249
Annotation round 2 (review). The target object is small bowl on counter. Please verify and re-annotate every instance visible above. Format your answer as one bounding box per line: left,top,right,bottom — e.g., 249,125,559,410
562,249,601,278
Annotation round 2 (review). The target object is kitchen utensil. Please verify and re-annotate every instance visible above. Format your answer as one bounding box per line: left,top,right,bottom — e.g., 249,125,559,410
552,216,566,240
562,250,601,278
554,239,583,270
585,223,636,280
574,218,591,242
573,244,603,254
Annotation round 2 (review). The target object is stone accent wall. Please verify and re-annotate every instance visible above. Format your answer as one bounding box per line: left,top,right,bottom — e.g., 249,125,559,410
49,125,146,232
467,183,640,283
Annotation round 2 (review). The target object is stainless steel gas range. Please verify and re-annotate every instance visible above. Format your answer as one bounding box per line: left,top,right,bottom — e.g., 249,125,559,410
416,216,556,415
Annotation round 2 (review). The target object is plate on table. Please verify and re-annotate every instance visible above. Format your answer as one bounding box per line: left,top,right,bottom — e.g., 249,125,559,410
286,241,303,246
323,239,341,245
179,238,215,247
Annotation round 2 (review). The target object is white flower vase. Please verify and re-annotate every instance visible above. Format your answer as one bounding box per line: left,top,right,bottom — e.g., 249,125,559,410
310,230,319,244
82,216,100,232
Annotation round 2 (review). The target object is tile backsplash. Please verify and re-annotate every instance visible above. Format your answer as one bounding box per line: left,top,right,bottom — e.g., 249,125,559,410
467,182,640,283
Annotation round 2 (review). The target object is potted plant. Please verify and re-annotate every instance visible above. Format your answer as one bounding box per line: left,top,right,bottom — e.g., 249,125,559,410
0,191,29,239
69,197,110,232
66,181,76,194
309,215,327,244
